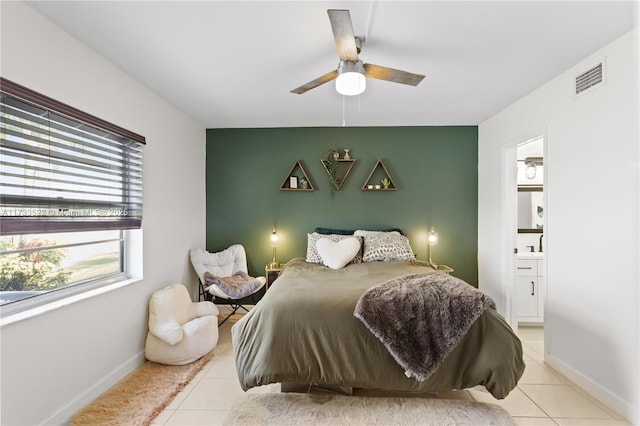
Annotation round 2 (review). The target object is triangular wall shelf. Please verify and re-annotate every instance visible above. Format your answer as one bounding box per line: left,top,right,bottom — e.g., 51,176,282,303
321,159,356,190
362,160,397,191
280,160,315,191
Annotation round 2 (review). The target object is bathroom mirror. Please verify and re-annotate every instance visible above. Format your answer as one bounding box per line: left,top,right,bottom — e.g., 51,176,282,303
518,186,543,233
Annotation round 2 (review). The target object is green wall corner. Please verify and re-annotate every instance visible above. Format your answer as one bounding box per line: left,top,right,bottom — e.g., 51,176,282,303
206,126,478,285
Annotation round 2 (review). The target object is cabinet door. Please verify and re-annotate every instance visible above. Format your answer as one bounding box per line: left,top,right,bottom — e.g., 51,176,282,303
517,276,538,318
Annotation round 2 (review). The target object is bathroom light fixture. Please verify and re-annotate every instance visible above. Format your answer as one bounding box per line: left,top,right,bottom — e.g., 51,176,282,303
524,157,543,180
427,227,438,268
336,60,366,96
269,227,279,268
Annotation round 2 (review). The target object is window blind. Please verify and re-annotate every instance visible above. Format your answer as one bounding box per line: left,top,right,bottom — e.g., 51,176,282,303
0,78,145,235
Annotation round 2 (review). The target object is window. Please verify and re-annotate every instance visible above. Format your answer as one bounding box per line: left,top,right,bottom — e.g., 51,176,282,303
0,78,145,315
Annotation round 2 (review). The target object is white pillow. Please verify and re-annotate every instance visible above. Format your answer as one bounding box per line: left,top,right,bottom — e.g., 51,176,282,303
306,233,363,264
316,237,361,269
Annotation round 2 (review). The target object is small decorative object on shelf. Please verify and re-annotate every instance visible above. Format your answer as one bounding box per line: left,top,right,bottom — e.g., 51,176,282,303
333,151,340,160
280,160,315,191
343,148,351,159
362,160,397,191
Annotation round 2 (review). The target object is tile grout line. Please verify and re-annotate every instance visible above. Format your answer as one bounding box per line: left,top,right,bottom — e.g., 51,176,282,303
516,383,555,420
517,331,555,422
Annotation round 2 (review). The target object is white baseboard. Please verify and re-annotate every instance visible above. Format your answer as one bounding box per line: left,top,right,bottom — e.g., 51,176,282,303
545,353,637,424
41,350,146,425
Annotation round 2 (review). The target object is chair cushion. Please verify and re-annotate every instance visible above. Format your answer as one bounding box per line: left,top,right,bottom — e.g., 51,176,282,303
145,315,218,365
204,270,263,298
190,245,248,284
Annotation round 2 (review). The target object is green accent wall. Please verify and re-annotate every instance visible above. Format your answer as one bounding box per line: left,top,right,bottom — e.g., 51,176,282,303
206,126,479,285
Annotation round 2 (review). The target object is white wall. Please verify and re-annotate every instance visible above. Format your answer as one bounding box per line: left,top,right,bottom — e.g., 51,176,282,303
479,28,639,422
0,2,206,424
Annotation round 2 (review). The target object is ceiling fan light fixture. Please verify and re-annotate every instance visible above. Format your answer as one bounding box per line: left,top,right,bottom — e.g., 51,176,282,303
290,10,424,95
336,60,366,96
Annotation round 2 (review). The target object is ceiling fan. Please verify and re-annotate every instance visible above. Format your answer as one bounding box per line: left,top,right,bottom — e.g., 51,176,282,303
291,9,425,96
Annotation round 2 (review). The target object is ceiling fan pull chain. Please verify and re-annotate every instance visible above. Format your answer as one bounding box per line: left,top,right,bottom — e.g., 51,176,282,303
342,95,346,127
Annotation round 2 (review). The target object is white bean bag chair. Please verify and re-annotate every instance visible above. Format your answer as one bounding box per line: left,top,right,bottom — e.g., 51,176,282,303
144,283,219,365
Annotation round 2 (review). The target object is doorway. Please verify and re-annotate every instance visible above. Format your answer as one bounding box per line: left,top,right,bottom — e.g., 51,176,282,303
515,137,544,327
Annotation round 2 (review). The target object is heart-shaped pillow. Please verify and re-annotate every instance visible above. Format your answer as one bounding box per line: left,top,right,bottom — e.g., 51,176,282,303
316,237,361,269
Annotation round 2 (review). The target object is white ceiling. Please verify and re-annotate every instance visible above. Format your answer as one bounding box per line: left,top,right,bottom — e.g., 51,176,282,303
28,1,638,129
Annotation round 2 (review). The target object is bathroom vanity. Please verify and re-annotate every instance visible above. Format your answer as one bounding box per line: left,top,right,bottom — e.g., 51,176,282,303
516,252,544,324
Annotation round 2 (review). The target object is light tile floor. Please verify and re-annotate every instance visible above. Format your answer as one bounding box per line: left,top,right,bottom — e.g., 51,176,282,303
152,310,630,425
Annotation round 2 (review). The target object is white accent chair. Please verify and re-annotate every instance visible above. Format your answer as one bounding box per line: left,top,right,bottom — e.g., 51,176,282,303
190,244,266,325
144,283,219,365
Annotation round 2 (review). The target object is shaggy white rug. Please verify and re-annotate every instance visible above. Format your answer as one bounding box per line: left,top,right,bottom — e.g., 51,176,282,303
224,393,515,425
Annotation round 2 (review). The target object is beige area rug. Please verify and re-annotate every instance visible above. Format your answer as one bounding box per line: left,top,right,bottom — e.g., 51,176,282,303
224,393,515,425
71,351,214,426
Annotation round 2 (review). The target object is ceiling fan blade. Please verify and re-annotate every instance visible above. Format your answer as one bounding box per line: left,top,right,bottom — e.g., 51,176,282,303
327,9,359,61
364,63,425,86
290,70,339,94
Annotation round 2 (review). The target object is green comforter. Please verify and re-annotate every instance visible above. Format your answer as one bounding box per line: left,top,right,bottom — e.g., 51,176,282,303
231,259,524,399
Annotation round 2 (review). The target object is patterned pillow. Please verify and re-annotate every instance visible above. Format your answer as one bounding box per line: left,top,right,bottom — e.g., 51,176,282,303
356,231,416,262
306,233,363,264
354,230,402,238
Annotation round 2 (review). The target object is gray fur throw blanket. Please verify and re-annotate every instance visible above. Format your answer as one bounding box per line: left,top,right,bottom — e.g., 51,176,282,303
354,272,495,382
204,271,261,298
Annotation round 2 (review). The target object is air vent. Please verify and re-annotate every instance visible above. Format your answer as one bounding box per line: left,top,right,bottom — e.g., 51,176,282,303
575,60,605,95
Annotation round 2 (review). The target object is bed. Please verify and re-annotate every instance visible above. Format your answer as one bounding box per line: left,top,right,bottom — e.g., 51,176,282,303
231,231,525,399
